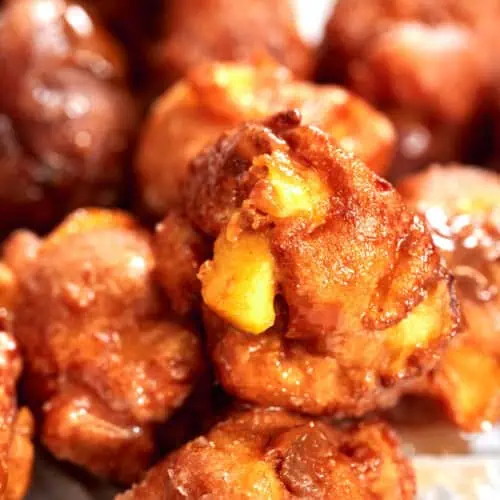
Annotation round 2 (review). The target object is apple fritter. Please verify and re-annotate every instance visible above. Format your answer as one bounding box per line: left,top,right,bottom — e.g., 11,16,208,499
398,165,500,430
318,0,498,176
136,59,395,218
0,0,136,234
117,408,415,500
155,111,457,416
152,0,312,85
4,209,204,483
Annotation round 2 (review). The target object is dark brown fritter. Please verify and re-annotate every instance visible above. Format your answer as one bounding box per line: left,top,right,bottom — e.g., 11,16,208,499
117,408,415,500
0,0,136,233
154,111,457,416
318,0,498,176
136,59,395,219
81,0,164,90
398,165,500,430
82,0,159,46
152,0,312,85
4,209,204,483
0,265,34,500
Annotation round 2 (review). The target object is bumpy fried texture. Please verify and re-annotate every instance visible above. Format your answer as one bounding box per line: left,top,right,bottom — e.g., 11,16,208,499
0,0,136,233
0,265,34,500
4,209,204,483
152,0,312,85
318,0,497,176
398,165,500,430
118,408,415,500
154,211,211,316
155,111,457,416
5,409,34,500
136,60,395,218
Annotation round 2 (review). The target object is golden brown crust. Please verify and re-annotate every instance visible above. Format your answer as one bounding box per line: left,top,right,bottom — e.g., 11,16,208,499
136,60,395,219
5,408,34,500
42,388,156,482
152,0,312,84
0,266,34,500
117,408,415,500
6,209,204,483
154,211,211,316
0,0,136,233
398,165,500,430
318,0,496,175
189,113,447,329
205,280,456,417
158,112,457,415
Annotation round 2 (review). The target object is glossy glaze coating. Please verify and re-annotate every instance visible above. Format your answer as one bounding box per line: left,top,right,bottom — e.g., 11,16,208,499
398,165,500,430
137,59,395,219
118,408,415,500
0,0,136,233
0,264,34,500
156,111,458,416
4,209,204,483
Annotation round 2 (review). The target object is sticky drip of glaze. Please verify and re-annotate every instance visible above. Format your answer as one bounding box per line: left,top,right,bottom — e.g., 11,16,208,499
425,207,500,304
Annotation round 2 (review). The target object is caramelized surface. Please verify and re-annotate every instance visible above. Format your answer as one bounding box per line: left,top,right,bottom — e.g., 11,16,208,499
118,408,415,500
5,209,204,483
156,111,457,416
154,211,210,317
136,60,395,218
0,266,34,500
398,165,500,429
0,0,136,233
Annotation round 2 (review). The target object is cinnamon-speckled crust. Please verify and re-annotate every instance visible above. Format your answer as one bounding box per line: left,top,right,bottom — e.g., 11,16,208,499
153,0,312,85
0,0,136,233
398,165,500,430
136,60,395,219
318,0,497,177
188,113,446,329
204,295,454,418
169,112,458,415
0,265,34,500
117,408,416,500
5,209,204,483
